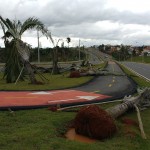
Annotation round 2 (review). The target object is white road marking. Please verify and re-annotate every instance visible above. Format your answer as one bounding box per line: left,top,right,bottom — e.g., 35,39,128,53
108,84,112,87
29,91,51,95
48,96,99,104
29,90,75,95
77,96,99,100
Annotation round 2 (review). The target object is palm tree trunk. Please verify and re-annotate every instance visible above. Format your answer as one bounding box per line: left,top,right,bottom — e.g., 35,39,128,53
52,47,60,74
106,89,150,118
24,61,37,84
106,103,129,118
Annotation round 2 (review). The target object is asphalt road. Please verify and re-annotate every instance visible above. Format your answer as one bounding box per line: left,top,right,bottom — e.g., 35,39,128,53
86,48,104,64
122,62,150,81
87,48,112,62
74,61,136,99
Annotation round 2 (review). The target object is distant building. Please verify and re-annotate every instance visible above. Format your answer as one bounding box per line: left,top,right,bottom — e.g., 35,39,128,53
147,52,150,56
142,46,150,56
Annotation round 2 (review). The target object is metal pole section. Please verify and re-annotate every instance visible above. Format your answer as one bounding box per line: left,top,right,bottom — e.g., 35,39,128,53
79,39,80,61
37,30,40,63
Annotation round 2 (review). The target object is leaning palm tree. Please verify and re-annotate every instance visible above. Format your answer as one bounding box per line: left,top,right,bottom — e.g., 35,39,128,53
0,16,48,83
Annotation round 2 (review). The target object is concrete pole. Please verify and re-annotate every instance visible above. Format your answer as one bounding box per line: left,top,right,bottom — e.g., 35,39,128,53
37,30,40,63
79,39,80,61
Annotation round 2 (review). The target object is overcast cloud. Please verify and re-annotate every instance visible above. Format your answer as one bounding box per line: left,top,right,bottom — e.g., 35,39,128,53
1,0,150,47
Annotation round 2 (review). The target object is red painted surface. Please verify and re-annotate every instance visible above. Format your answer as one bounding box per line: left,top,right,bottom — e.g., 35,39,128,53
0,90,111,108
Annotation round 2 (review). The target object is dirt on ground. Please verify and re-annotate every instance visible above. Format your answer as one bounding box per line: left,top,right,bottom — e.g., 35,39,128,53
121,117,138,138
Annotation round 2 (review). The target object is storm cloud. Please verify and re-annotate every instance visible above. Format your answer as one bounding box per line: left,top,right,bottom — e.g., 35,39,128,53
0,0,150,47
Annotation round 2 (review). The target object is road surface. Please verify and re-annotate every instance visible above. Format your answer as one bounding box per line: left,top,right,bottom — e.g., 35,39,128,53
122,62,150,81
74,61,136,99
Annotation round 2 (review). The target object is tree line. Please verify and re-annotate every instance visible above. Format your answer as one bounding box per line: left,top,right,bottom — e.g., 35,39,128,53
0,46,85,63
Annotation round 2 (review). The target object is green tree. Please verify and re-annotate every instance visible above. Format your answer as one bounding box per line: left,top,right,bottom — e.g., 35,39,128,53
0,16,48,83
120,45,129,61
66,37,71,48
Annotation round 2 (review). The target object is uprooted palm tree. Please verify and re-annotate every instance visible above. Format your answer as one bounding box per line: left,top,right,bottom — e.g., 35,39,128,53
0,16,48,83
73,88,150,140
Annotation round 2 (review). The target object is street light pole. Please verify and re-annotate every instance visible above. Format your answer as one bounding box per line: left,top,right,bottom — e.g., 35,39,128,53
79,39,80,61
37,30,40,63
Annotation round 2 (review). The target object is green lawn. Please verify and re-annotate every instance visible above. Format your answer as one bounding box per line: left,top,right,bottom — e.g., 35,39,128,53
0,61,107,91
127,56,150,63
0,102,150,150
0,73,93,90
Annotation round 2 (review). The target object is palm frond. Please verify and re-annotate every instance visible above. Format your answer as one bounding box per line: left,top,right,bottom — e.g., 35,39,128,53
0,21,6,34
20,17,47,36
6,18,14,29
46,31,55,47
0,16,10,29
0,16,19,40
0,21,7,42
5,29,16,39
16,20,22,33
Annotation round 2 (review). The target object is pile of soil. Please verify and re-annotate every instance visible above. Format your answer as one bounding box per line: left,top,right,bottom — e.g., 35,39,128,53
48,106,57,112
121,117,138,138
69,71,80,78
74,105,117,140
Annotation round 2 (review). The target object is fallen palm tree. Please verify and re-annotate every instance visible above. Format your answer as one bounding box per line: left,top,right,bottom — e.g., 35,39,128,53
69,67,125,78
74,88,150,140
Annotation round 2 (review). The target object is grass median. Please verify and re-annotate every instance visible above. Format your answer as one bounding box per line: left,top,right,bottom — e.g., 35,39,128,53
0,61,107,91
0,73,93,90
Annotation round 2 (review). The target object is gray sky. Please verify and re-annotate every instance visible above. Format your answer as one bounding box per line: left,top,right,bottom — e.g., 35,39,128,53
1,0,150,47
